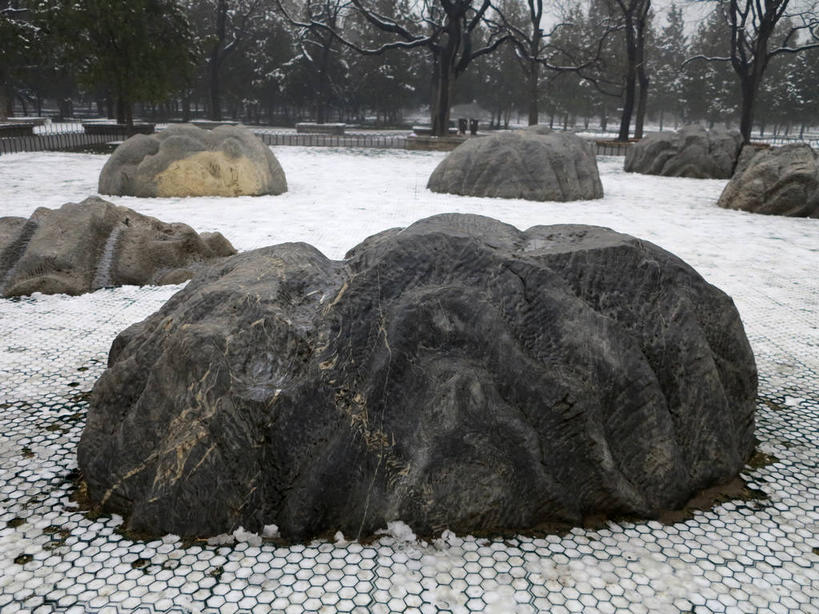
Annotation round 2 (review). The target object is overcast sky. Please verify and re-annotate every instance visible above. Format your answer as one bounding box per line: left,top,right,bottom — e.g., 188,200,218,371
542,0,717,35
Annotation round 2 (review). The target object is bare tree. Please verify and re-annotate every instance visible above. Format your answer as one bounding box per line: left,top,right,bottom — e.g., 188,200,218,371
685,0,819,143
278,0,508,136
203,0,265,121
296,0,349,124
502,0,644,138
493,0,613,126
611,0,651,141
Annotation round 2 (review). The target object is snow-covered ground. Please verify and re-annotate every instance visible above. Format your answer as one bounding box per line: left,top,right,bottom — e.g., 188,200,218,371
0,148,817,613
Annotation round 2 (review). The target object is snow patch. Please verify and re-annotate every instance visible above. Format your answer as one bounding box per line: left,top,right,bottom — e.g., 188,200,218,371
377,520,417,543
262,524,280,539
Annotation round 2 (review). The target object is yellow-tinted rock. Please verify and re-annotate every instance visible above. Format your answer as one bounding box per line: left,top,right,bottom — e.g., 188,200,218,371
98,124,287,198
156,151,272,197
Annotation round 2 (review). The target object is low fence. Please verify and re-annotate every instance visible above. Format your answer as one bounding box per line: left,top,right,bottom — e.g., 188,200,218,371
3,123,815,158
257,132,407,149
0,131,122,155
593,140,633,156
0,127,409,156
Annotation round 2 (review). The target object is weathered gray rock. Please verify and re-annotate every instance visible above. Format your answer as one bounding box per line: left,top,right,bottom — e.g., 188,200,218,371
732,143,768,178
427,131,603,201
98,124,287,197
718,144,819,218
625,126,743,178
79,214,757,541
0,197,236,297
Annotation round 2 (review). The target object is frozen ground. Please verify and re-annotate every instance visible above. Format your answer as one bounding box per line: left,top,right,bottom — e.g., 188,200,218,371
0,148,817,613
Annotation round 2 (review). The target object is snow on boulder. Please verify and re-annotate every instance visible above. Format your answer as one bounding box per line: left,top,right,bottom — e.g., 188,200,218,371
624,125,743,179
717,143,819,218
78,213,756,542
0,196,236,297
427,130,603,201
98,124,287,197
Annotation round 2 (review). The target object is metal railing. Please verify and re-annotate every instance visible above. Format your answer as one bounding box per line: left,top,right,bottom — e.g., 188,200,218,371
257,132,407,149
0,129,637,157
0,124,411,156
0,131,121,155
593,140,633,156
2,121,815,157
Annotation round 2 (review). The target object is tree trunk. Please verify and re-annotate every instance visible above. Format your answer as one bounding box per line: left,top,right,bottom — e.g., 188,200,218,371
209,58,222,121
618,20,638,142
431,74,453,136
0,93,7,121
634,72,649,138
116,96,126,124
738,78,756,144
5,94,12,118
316,40,332,124
527,60,539,126
58,98,72,120
431,48,455,137
209,0,227,122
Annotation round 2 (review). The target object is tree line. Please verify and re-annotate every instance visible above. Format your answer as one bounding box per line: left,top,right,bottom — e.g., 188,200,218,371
1,0,817,142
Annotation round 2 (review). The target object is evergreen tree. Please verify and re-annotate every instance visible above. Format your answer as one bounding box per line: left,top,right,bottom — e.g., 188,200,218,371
686,0,819,143
682,8,738,126
791,47,819,136
650,2,686,130
53,0,196,125
342,0,425,124
0,1,40,118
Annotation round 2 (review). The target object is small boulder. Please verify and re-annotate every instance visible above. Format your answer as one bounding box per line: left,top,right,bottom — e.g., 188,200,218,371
0,196,236,297
625,126,743,179
79,214,756,542
718,144,819,218
427,130,603,201
98,124,287,197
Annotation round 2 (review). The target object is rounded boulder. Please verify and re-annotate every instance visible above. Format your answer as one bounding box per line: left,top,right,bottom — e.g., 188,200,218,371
717,144,819,217
0,196,236,297
78,213,757,542
625,125,743,179
427,130,603,201
98,124,287,197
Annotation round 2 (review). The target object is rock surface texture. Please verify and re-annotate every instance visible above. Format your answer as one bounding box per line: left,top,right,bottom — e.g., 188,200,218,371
79,214,757,541
718,144,819,218
625,126,743,178
0,197,236,297
98,124,287,197
427,130,603,201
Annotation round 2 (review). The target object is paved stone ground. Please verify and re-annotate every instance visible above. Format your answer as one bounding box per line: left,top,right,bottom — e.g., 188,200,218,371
0,256,817,614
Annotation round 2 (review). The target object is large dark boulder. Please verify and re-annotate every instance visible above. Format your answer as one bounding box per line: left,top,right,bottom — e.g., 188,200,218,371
78,214,757,541
0,197,236,297
98,124,287,197
718,144,819,218
427,131,603,201
625,126,743,179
